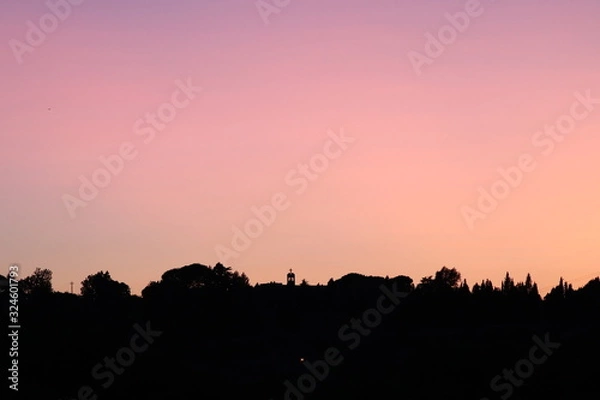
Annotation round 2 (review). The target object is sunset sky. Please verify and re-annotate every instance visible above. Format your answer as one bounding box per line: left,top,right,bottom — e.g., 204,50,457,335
1,0,599,295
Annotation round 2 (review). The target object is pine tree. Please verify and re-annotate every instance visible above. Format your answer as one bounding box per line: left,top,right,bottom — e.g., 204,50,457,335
531,283,539,297
459,279,470,294
502,272,515,293
525,273,533,292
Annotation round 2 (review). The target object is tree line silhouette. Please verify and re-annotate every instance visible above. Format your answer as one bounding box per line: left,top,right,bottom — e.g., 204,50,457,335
3,264,599,399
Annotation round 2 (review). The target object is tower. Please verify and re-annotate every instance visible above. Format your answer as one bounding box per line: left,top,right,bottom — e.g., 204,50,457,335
287,269,295,287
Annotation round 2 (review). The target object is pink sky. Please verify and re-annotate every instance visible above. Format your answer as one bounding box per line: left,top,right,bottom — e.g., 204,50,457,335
1,0,599,295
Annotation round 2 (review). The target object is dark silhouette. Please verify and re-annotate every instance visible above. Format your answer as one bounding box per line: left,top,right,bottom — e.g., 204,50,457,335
80,270,131,301
18,268,53,297
6,264,600,399
287,269,296,287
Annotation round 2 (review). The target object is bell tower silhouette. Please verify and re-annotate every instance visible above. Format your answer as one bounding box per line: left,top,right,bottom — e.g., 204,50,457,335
287,269,296,287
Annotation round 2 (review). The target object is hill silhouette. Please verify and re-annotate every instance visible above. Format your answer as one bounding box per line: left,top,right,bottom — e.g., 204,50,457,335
5,265,600,399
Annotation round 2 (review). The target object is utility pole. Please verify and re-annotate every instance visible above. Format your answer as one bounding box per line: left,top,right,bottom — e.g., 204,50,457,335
70,281,73,294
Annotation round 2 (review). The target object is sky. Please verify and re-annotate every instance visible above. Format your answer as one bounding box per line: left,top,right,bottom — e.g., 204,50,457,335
1,0,599,295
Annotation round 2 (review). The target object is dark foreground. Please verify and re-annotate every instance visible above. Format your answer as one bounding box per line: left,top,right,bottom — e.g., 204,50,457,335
5,264,600,399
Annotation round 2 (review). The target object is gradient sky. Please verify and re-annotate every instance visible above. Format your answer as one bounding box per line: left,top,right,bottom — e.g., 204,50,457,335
1,0,599,295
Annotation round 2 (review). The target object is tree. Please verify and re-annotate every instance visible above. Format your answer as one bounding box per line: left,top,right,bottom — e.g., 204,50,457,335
161,263,212,289
434,267,461,289
231,271,250,289
416,267,461,293
501,272,515,293
81,271,130,301
419,275,434,286
459,279,470,294
531,283,540,297
544,277,574,302
213,262,232,288
525,273,533,291
479,279,495,293
157,263,250,293
141,281,161,299
20,268,53,296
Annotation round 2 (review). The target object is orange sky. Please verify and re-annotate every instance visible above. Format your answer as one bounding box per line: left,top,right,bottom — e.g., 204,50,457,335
1,0,599,295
